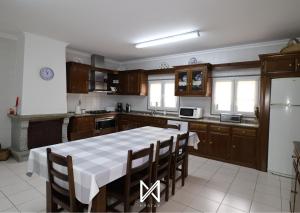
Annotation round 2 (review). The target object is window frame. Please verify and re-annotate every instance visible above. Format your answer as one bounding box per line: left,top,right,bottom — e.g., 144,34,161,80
147,79,179,112
211,76,260,117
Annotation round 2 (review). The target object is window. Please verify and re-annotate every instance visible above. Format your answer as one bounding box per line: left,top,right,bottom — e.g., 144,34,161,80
212,77,259,116
148,80,178,111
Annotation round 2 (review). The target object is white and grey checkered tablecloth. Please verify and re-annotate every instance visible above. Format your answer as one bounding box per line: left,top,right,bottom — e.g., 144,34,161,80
27,126,199,204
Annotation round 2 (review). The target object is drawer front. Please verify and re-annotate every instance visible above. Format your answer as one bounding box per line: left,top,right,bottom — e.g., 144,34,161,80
209,125,230,134
232,127,257,137
189,122,208,131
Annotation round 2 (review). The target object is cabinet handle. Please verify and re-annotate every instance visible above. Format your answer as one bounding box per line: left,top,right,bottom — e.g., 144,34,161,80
289,64,292,67
232,145,236,149
298,63,300,68
242,130,246,134
209,141,213,144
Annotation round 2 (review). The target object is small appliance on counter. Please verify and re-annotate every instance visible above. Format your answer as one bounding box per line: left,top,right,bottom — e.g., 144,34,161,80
220,113,242,123
126,104,131,113
179,107,203,119
117,103,123,112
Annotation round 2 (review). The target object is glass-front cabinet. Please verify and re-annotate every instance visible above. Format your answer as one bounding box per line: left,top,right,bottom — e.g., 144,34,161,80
175,64,211,96
175,70,189,95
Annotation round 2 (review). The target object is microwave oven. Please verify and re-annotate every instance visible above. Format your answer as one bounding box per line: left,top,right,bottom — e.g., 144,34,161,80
179,107,203,119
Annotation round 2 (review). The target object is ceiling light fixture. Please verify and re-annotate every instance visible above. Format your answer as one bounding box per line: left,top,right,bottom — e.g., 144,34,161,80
135,30,200,48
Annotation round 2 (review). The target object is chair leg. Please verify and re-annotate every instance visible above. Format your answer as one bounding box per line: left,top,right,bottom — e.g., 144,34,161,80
46,182,58,213
172,163,176,195
185,155,189,178
124,198,130,212
165,176,169,202
181,167,185,187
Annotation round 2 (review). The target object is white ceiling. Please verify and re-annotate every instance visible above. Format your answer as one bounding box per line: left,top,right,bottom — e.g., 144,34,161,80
0,0,300,61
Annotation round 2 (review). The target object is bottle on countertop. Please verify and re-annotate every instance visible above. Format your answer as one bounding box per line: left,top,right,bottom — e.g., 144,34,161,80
126,103,131,113
75,99,82,114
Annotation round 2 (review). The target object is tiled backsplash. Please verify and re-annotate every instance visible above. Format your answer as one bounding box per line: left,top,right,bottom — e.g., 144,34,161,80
67,93,212,116
67,93,119,112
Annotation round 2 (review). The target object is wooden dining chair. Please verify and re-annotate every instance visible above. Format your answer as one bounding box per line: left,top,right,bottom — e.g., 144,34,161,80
107,144,154,212
165,124,181,130
171,132,189,195
152,136,173,212
46,148,84,212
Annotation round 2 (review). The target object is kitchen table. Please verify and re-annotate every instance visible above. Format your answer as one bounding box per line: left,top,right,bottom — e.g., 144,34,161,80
27,126,199,212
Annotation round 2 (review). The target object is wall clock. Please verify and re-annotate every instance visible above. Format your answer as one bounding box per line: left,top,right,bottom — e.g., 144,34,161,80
40,67,54,81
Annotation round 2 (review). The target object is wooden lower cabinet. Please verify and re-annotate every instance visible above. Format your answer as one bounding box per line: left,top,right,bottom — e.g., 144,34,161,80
189,123,208,155
208,131,230,160
189,122,258,169
68,116,95,141
231,127,256,168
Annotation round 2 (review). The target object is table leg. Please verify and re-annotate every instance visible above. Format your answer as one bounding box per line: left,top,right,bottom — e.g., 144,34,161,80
91,186,107,212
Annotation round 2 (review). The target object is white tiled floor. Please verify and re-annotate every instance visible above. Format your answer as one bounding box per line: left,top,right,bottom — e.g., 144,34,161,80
0,155,291,212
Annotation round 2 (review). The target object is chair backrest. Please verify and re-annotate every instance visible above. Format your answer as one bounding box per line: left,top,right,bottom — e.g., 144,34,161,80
154,137,173,179
175,132,189,161
125,144,154,197
165,124,181,130
46,148,76,206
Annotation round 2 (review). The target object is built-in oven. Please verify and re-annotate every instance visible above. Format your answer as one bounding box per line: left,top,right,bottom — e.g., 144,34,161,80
95,116,116,135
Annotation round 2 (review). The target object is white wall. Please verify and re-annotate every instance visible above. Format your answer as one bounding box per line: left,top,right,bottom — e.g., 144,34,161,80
20,32,68,115
0,37,18,148
116,39,287,115
122,39,287,70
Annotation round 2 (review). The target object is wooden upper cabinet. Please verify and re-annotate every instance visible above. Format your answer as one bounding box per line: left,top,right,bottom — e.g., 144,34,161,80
175,64,211,96
67,62,90,93
118,70,147,96
260,52,300,75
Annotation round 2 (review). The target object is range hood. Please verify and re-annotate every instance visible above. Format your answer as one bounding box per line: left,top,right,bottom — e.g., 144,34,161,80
89,54,110,93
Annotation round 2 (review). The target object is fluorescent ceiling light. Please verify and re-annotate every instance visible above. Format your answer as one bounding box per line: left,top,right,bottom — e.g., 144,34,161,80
135,30,200,48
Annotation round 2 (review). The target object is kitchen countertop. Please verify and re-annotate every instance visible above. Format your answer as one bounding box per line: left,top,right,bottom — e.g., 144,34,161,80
69,111,259,128
7,113,71,121
123,111,259,128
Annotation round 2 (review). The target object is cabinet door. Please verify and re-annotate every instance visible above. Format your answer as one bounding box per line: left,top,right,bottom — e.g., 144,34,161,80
263,55,295,74
208,132,230,160
118,72,128,94
189,123,208,155
67,63,89,93
127,72,140,95
231,135,256,168
296,57,300,72
74,117,94,132
175,70,189,96
189,69,207,95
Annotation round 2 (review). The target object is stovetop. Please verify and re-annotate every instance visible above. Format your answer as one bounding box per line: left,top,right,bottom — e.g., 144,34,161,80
86,110,108,115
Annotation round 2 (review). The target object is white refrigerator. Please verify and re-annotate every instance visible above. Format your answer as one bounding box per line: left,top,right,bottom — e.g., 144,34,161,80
268,77,300,176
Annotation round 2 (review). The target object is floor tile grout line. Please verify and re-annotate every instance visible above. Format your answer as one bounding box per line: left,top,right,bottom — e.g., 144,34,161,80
2,161,45,212
0,189,21,212
248,171,259,213
215,165,242,213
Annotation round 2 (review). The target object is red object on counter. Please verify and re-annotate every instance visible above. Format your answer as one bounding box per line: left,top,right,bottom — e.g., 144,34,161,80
15,96,19,107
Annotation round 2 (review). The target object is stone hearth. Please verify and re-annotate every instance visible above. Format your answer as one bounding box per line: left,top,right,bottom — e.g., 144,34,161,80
8,114,70,161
